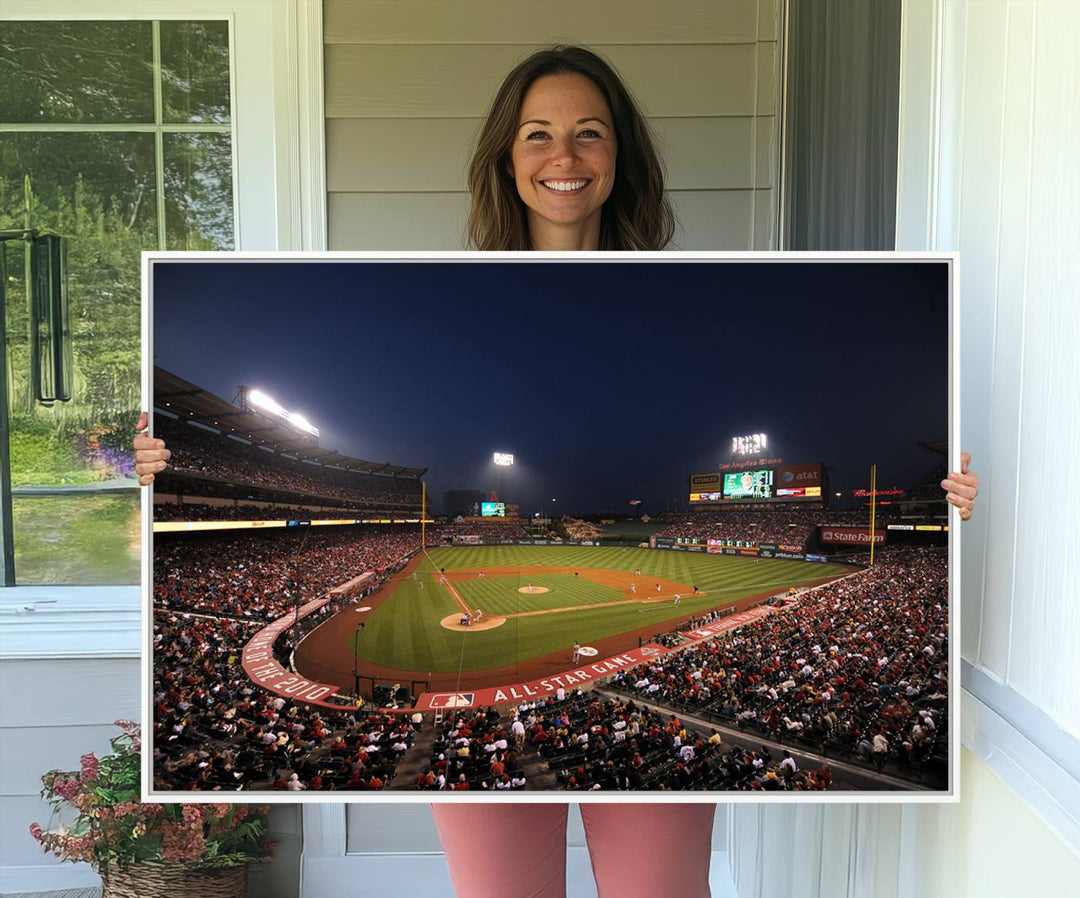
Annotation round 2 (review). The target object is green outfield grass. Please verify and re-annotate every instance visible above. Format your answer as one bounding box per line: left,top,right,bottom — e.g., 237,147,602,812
350,545,854,674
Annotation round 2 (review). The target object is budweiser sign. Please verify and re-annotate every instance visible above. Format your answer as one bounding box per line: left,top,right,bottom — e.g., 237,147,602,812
820,527,886,545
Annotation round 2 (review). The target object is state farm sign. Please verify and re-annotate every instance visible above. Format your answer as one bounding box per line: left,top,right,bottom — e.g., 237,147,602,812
819,527,886,545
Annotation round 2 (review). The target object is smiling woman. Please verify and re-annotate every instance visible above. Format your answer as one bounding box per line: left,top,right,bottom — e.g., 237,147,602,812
466,45,674,251
509,73,617,250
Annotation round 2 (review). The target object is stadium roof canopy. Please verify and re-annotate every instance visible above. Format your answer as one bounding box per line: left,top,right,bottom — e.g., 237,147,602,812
153,367,427,479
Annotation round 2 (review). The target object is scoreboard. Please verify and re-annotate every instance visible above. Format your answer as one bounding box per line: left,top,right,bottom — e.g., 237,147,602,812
689,462,825,505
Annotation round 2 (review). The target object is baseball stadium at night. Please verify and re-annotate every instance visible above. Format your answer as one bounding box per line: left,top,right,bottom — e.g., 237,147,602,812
149,258,951,795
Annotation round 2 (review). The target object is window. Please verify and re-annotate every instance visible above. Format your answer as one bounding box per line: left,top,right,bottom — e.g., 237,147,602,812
0,19,234,584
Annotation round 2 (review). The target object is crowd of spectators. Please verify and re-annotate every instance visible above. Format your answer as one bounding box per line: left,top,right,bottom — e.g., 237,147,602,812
654,506,829,545
153,524,430,790
155,527,423,619
609,545,948,778
421,706,531,790
427,520,531,542
152,501,407,522
424,691,836,791
156,415,423,509
651,504,919,546
558,517,603,541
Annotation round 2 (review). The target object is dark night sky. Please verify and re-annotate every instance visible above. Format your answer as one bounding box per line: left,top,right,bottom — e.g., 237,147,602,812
152,260,950,515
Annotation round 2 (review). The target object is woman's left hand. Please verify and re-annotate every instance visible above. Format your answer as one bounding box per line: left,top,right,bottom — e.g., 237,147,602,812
941,451,979,520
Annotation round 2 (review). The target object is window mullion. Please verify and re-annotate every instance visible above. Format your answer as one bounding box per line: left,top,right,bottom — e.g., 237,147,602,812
152,19,167,252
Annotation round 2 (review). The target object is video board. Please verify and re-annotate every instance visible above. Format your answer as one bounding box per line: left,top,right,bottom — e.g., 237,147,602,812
723,469,774,500
480,502,505,517
689,462,825,504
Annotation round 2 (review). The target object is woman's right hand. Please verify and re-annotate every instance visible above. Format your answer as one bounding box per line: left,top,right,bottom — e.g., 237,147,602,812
133,411,170,486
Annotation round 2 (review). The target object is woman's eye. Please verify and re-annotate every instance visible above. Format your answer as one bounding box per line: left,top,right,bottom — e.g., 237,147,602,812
578,129,602,138
524,130,550,140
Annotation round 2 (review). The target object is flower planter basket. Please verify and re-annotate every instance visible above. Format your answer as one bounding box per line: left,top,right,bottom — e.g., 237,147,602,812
101,863,247,898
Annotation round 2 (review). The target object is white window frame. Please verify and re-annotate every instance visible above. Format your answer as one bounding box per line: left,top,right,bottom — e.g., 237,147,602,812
0,0,326,658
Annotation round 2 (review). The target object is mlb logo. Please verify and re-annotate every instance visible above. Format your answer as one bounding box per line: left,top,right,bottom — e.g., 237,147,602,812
428,693,475,708
640,647,661,657
695,629,713,637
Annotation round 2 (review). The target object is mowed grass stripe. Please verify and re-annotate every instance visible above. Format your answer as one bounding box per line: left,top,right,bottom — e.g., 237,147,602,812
454,574,627,617
353,546,853,672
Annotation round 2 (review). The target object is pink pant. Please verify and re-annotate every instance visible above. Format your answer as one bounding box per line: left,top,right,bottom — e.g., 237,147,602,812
431,803,715,898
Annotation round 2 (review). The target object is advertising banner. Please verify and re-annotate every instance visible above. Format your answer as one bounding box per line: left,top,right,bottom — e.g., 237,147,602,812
759,548,776,558
414,644,672,709
775,550,805,560
690,472,722,489
654,537,675,547
242,598,342,706
759,542,779,551
820,527,886,545
775,463,823,489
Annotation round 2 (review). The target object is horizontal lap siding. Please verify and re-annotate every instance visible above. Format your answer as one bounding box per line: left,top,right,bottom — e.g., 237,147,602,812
0,657,139,870
324,0,780,250
324,0,761,45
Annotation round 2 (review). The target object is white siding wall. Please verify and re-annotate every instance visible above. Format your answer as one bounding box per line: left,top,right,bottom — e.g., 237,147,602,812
323,0,781,250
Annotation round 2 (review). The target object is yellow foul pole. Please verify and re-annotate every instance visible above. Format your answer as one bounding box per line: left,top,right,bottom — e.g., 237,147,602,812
421,481,427,549
869,464,877,566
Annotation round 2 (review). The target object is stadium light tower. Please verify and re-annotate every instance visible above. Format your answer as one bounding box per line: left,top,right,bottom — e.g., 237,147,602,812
238,385,320,442
493,452,513,502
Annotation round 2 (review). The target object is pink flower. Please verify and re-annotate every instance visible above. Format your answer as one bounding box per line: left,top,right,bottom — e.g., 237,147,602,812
160,822,206,863
181,805,202,824
29,822,44,843
52,778,80,801
80,753,100,782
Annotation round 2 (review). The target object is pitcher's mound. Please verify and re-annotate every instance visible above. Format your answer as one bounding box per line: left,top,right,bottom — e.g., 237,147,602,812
439,613,506,631
517,585,549,594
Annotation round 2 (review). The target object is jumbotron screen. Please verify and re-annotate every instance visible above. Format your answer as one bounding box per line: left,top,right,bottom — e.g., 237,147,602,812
480,502,505,517
723,469,774,500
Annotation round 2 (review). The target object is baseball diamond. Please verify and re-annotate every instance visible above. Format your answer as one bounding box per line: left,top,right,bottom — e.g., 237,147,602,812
293,545,853,695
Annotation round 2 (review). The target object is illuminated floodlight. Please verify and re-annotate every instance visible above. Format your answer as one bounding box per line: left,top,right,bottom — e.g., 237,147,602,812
248,388,319,436
494,452,514,466
731,432,768,456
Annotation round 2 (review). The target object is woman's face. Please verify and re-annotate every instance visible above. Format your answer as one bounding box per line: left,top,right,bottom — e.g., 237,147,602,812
509,73,617,247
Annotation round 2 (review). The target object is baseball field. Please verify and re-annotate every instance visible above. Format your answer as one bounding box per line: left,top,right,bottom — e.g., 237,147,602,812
294,545,855,693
